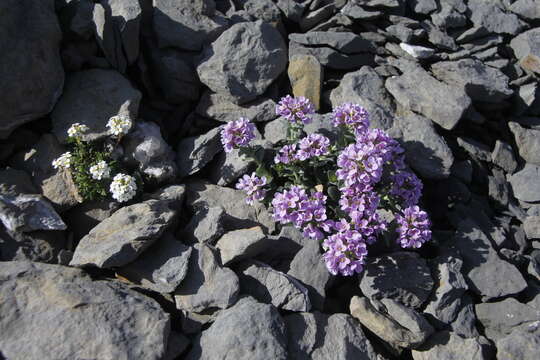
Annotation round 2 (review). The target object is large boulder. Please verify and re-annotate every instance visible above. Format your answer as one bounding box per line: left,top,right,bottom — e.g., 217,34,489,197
0,0,64,138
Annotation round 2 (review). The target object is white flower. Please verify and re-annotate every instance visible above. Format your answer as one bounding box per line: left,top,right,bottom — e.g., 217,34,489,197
67,123,89,138
89,160,111,180
52,152,72,169
106,115,132,137
110,173,137,202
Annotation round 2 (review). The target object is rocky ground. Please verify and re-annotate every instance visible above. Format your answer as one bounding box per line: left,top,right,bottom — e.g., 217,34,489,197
1,0,540,359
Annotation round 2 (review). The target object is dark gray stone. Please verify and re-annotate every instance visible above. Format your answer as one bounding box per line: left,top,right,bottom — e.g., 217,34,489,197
0,227,66,264
289,41,376,70
289,32,377,54
469,0,526,35
457,137,491,162
509,121,540,165
431,2,467,28
421,21,457,51
341,2,383,19
508,163,540,202
0,194,66,233
216,226,267,265
496,328,540,360
488,169,510,207
196,91,277,123
179,206,226,244
176,126,222,179
491,140,518,173
411,331,491,360
510,28,540,75
64,200,119,240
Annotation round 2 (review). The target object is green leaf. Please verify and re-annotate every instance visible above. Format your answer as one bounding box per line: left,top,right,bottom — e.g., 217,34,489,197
255,164,273,183
328,185,340,201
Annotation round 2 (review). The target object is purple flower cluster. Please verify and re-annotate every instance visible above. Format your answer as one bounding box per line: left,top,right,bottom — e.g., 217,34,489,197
274,134,330,164
236,173,267,205
276,95,315,125
332,103,370,135
274,144,297,164
391,171,423,207
271,186,332,240
220,117,256,152
322,231,368,276
396,206,432,248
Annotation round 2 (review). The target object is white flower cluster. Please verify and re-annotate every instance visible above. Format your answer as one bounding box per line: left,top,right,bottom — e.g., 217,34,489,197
52,152,73,169
89,160,111,180
67,123,89,138
107,115,132,137
110,173,137,202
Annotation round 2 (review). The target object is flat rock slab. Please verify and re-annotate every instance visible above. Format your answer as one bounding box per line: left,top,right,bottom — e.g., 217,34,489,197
0,194,66,232
496,328,540,360
70,200,177,268
0,261,170,360
216,226,267,265
176,127,222,179
509,122,540,166
508,163,540,202
510,28,540,74
412,331,491,360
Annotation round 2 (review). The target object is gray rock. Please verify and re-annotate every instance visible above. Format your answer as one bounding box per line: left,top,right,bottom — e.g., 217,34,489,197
123,121,177,184
274,0,305,23
143,184,187,210
411,331,491,360
240,0,282,23
197,21,287,104
508,163,540,202
289,32,377,55
153,0,228,51
488,169,510,207
0,168,38,195
287,240,334,311
469,0,526,35
524,216,540,240
64,200,119,240
216,226,267,265
180,206,226,244
0,261,170,360
285,311,378,360
187,297,287,360
330,66,396,130
421,21,457,51
174,243,239,312
457,137,492,162
498,327,540,359
476,298,540,341
51,69,141,143
69,200,177,268
117,233,192,293
491,140,518,173
431,2,467,28
510,28,540,75
263,116,289,144
409,0,437,14
0,194,66,232
0,0,64,138
395,111,454,179
359,252,434,309
176,126,222,178
289,41,375,70
452,218,527,299
299,4,336,32
509,0,540,21
386,67,471,130
350,296,434,349
450,295,480,338
341,2,382,19
509,122,540,165
0,227,66,263
303,113,339,141
515,82,540,116
240,260,311,312
431,59,512,103
399,43,435,59
196,91,277,123
208,146,257,186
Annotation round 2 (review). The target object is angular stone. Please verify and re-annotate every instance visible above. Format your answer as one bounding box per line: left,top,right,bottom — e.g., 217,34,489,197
288,54,323,110
289,41,375,70
509,0,540,21
395,111,454,179
509,122,540,165
0,194,66,233
64,200,120,240
421,20,457,51
196,91,277,123
240,260,311,312
399,43,435,59
0,226,66,264
176,126,222,178
457,137,491,162
0,0,64,138
186,297,287,360
409,0,437,14
69,200,177,268
216,226,267,265
51,69,142,143
515,82,540,116
469,0,526,35
496,328,540,360
285,311,378,359
412,331,491,360
197,21,287,104
174,243,239,312
491,140,518,174
0,261,170,360
289,32,377,54
341,2,383,19
386,67,471,130
359,252,434,309
508,163,540,202
488,169,510,207
179,206,226,244
510,28,540,74
524,216,540,240
431,59,512,103
117,233,192,293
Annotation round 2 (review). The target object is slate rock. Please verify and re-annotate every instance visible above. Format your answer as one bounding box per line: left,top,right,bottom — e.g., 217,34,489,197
69,200,177,268
469,0,526,35
0,0,64,138
174,243,239,312
289,32,377,54
0,261,170,360
274,0,306,23
289,41,376,70
510,28,540,74
176,126,222,179
386,67,471,130
508,163,540,202
285,311,378,360
395,111,454,179
153,0,228,51
524,216,540,240
0,194,66,233
431,59,512,103
509,121,540,165
197,21,287,104
457,137,492,162
421,20,457,51
399,43,435,59
117,233,192,293
488,169,510,207
431,2,467,28
359,252,434,309
409,0,437,14
350,296,434,349
239,260,311,312
451,218,527,299
496,327,540,360
180,206,226,244
64,200,119,241
509,0,540,21
187,296,288,360
0,227,66,264
288,54,323,110
216,226,268,265
491,140,518,174
515,82,540,116
51,69,142,143
287,240,334,311
411,331,491,360
476,298,540,341
341,2,383,20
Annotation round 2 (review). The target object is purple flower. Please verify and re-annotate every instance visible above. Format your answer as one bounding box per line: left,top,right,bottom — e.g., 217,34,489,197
296,133,330,161
332,103,370,135
276,95,315,125
221,117,256,153
391,171,423,207
322,230,368,276
336,142,385,188
355,128,404,165
395,206,431,249
274,144,297,164
236,173,267,205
